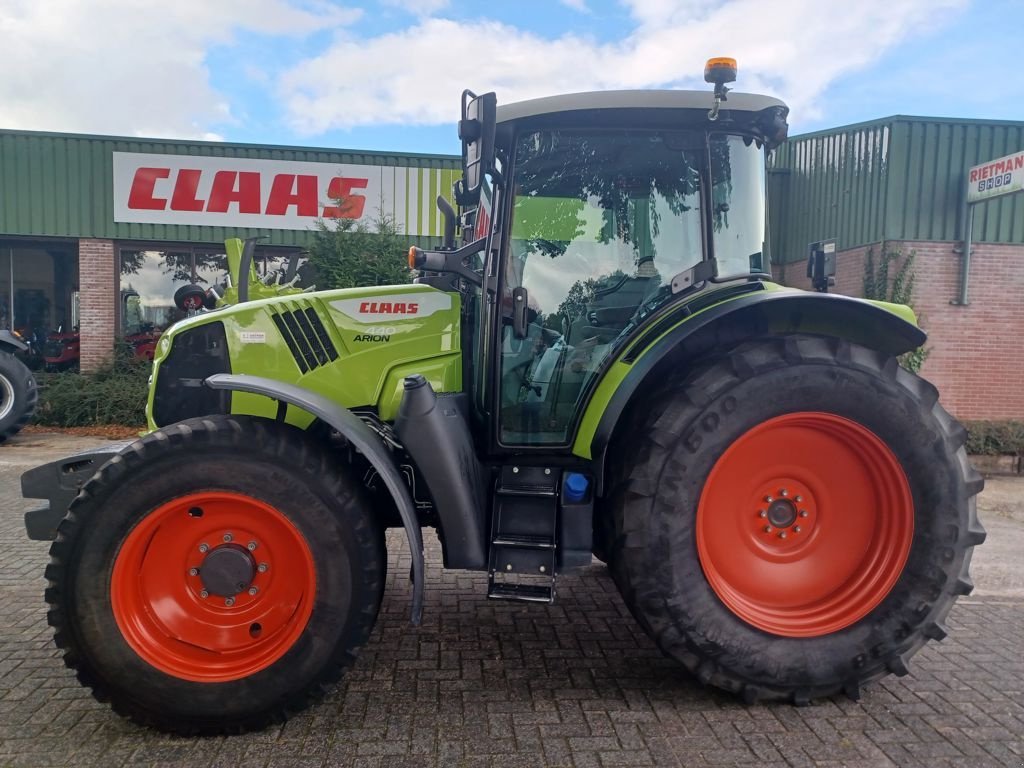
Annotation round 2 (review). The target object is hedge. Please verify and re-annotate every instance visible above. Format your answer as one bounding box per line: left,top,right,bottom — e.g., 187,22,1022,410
963,420,1024,457
32,344,149,428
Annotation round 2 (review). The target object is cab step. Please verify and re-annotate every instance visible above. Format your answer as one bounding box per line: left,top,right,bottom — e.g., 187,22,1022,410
487,465,558,604
488,582,553,602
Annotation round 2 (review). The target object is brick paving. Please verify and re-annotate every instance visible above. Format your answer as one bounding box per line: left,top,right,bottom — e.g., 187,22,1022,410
1,460,1023,767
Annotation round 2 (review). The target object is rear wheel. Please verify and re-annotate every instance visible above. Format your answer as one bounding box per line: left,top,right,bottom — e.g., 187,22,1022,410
0,351,38,443
607,335,985,703
46,415,386,733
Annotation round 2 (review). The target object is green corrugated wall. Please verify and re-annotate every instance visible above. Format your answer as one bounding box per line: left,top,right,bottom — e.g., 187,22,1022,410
0,129,461,248
769,116,1024,263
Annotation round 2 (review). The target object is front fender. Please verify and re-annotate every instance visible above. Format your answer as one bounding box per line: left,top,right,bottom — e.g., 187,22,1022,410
205,373,425,625
0,329,28,354
574,284,926,467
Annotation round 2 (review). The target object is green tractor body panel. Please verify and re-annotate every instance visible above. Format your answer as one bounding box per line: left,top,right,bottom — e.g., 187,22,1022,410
146,283,461,431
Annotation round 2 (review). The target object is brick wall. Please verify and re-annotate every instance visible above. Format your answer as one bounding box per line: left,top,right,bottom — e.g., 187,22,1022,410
78,239,115,373
773,241,1024,421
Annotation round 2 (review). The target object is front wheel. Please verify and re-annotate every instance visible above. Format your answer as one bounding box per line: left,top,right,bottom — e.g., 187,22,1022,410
607,335,985,703
46,415,386,733
0,351,38,443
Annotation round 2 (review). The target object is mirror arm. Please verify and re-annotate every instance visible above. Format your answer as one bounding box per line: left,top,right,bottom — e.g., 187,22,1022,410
409,236,487,287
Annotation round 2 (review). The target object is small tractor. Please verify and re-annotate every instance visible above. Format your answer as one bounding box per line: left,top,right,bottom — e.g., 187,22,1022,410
23,59,985,734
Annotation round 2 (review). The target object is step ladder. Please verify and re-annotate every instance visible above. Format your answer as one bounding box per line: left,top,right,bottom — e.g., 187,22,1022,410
487,465,558,603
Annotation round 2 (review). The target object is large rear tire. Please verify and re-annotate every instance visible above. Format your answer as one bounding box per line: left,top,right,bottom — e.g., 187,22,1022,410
607,335,985,703
0,351,38,443
45,415,386,734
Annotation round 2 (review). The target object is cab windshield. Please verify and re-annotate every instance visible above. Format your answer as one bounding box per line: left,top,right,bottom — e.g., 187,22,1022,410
498,128,766,445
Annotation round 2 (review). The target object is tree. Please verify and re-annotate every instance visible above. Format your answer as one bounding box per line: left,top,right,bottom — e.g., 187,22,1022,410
306,207,412,290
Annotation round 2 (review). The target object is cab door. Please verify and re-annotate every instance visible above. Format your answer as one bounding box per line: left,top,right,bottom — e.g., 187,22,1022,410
494,127,707,447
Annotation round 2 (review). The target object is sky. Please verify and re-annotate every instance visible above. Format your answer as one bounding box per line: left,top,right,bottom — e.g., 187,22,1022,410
1,0,1020,156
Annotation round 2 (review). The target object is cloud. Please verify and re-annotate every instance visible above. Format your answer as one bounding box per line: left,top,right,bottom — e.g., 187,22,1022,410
0,0,970,142
0,0,359,140
279,0,967,133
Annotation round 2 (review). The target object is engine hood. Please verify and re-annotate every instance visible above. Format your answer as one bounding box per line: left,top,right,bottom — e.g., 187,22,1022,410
148,284,462,430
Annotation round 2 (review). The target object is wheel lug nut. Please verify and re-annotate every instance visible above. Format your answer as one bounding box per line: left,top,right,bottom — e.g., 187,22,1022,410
200,590,209,598
258,563,268,573
225,597,235,606
795,495,803,502
764,496,774,503
794,526,802,533
799,510,808,518
758,510,767,518
198,543,209,553
247,541,257,551
223,533,233,543
764,525,773,533
780,489,789,497
189,567,199,576
248,587,258,596
779,531,787,539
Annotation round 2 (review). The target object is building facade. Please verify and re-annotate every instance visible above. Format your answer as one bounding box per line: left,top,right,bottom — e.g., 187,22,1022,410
1,116,1021,420
0,129,459,371
768,115,1024,420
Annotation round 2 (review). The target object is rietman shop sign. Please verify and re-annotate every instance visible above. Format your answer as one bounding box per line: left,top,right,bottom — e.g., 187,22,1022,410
967,150,1024,204
112,152,458,237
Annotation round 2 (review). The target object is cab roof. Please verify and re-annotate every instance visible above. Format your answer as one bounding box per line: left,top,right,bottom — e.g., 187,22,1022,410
496,90,787,124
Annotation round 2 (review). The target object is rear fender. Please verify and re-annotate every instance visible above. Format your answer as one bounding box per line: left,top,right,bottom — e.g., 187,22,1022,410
205,374,425,624
575,287,926,489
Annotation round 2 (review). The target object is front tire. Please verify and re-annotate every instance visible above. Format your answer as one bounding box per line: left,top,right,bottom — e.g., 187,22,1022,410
46,415,386,734
607,335,985,703
0,351,38,443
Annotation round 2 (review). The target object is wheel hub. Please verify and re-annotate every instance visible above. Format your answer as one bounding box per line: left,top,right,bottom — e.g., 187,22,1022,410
766,498,797,528
199,545,255,597
752,480,817,545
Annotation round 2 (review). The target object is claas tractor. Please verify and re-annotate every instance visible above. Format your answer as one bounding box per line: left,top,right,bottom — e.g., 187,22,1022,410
23,59,984,734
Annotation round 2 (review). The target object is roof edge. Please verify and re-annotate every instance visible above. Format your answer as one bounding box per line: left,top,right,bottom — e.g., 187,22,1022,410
0,127,461,163
789,113,1024,141
496,90,787,124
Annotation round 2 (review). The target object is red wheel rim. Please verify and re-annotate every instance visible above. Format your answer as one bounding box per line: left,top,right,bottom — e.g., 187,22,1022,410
696,412,913,637
111,492,316,682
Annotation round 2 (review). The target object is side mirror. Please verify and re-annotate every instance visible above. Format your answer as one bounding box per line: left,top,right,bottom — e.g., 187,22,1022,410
806,238,837,293
457,90,496,206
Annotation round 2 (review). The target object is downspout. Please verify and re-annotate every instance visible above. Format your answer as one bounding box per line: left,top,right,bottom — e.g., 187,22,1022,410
953,179,974,306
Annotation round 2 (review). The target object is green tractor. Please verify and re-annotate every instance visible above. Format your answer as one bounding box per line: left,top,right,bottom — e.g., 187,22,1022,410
24,59,984,734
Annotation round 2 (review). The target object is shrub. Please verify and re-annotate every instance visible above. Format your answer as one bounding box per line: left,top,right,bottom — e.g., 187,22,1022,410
964,420,1024,456
33,343,149,427
862,243,928,373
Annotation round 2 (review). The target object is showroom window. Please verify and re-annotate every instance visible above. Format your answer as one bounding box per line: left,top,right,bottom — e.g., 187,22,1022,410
0,240,79,344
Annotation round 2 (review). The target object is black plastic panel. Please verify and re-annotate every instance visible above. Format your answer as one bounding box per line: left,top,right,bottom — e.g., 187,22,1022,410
152,321,231,427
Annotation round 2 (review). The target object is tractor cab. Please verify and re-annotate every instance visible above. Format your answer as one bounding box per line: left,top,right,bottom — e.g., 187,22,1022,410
415,64,789,448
